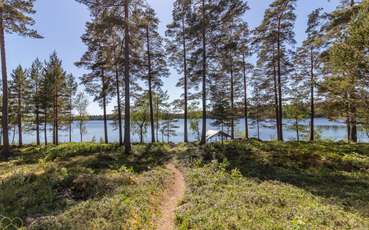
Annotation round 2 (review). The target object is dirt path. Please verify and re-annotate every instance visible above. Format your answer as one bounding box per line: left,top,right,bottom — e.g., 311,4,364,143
157,163,186,230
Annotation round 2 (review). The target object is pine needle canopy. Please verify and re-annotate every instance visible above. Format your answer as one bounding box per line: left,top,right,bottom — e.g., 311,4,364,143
0,0,42,38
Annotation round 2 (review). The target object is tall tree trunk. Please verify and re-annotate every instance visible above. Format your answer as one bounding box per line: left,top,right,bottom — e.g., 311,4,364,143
0,7,10,158
351,103,358,143
272,47,280,140
36,104,40,145
18,83,22,147
44,110,48,145
124,0,131,153
102,69,108,144
182,14,188,143
276,19,284,141
347,116,351,142
11,126,15,145
295,118,300,142
242,54,249,139
346,92,352,142
309,47,315,142
156,96,160,142
80,123,83,142
52,86,57,145
115,64,123,145
69,96,72,143
146,25,155,143
140,125,143,144
55,86,59,145
230,57,234,140
256,102,260,140
167,119,170,143
200,0,207,145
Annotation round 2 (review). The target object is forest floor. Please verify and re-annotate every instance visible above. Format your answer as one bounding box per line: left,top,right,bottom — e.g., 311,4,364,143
156,163,185,230
0,140,369,229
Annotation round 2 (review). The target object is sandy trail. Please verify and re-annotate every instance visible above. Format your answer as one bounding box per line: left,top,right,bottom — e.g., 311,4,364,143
157,163,186,230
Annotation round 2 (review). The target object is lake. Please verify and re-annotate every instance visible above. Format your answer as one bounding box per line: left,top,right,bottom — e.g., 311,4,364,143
4,118,369,145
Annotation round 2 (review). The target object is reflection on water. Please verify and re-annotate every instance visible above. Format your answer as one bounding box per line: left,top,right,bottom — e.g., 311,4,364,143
5,118,369,144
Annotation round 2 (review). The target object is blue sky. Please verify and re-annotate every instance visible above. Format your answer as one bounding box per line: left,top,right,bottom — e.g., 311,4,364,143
6,0,338,115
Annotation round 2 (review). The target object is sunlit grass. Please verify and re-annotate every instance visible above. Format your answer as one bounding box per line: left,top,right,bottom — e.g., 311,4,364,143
0,142,173,229
176,141,369,229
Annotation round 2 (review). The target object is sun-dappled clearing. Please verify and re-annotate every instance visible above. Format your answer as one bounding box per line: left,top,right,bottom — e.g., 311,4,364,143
1,141,369,229
175,141,369,229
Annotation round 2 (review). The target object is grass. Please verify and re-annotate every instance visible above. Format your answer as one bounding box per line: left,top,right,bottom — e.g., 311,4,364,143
0,142,173,229
1,140,369,229
176,140,369,229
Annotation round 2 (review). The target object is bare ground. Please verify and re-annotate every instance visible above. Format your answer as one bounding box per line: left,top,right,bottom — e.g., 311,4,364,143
157,163,186,230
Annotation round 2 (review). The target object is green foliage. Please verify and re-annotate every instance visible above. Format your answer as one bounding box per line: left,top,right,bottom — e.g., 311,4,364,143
176,141,369,229
0,143,174,229
42,143,118,161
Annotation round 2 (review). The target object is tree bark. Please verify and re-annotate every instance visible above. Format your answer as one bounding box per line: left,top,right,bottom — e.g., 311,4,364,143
276,19,284,141
346,92,352,142
295,118,300,142
124,0,131,153
115,64,123,145
351,102,358,143
309,47,315,142
0,6,10,157
200,0,207,145
272,47,280,140
54,83,59,145
52,83,58,145
69,96,72,143
36,100,40,145
102,68,108,144
18,82,22,147
182,13,188,143
146,25,155,143
256,101,260,140
140,125,144,144
44,110,48,145
230,57,234,140
80,123,83,142
156,96,160,142
242,54,249,139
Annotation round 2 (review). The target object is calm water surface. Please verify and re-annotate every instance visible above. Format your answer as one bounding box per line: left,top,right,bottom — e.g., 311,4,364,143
5,118,369,145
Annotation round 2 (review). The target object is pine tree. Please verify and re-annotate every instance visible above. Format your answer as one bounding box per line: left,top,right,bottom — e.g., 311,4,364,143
160,103,179,143
293,8,324,141
141,6,169,143
29,58,43,145
132,93,149,144
8,65,30,146
166,0,192,143
43,52,68,145
239,22,253,139
210,86,232,136
320,0,369,143
216,1,249,139
254,0,296,141
39,66,52,145
0,0,41,157
320,0,365,143
74,92,89,142
188,0,213,144
65,74,78,142
187,0,234,144
76,17,113,144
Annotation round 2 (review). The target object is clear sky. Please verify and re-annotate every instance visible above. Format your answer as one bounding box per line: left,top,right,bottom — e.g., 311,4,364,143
5,0,338,115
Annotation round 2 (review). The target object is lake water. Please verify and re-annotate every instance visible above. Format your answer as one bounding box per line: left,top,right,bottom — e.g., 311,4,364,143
4,118,369,145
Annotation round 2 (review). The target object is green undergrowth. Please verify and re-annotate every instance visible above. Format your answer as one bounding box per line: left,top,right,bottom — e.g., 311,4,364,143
2,141,369,229
176,141,369,229
0,142,173,230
